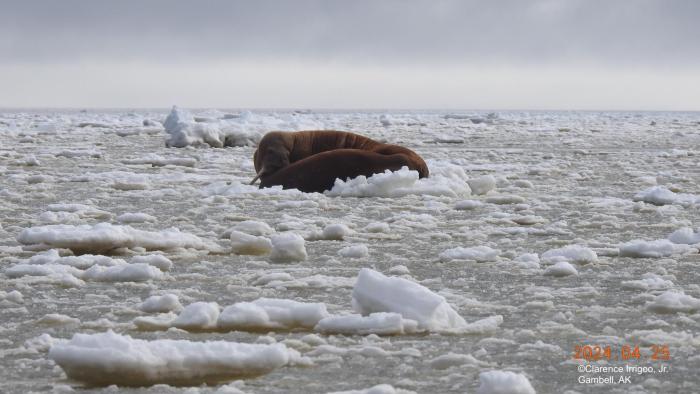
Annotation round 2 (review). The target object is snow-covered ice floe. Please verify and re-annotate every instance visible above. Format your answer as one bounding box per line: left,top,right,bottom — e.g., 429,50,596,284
618,239,694,258
164,106,260,148
5,249,173,285
17,223,210,253
477,370,536,394
328,384,417,394
633,186,700,206
325,164,471,198
163,106,326,148
48,331,308,386
351,268,502,334
218,298,329,331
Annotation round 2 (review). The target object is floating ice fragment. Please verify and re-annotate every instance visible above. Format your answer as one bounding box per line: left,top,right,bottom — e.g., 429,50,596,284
477,370,536,394
140,294,183,313
646,291,700,313
48,331,304,386
619,239,692,258
314,313,419,335
351,268,468,332
269,233,307,262
541,245,597,264
338,244,369,258
17,223,210,254
171,302,220,330
218,298,329,330
543,261,578,277
439,246,500,262
633,186,700,206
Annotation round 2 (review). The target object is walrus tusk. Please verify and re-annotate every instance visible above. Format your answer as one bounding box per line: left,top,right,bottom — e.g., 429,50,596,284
249,170,263,185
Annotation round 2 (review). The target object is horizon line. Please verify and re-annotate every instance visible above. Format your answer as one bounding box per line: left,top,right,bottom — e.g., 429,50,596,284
1,106,699,113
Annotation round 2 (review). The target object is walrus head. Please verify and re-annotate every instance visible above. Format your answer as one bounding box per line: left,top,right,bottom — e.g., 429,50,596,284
250,132,293,184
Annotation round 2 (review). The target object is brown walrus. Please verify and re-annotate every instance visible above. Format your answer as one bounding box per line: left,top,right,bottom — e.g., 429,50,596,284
250,130,429,193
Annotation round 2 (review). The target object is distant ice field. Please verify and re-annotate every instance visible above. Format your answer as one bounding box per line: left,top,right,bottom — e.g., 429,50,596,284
0,108,699,393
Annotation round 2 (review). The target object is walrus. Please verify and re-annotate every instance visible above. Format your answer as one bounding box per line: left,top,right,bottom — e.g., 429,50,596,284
250,130,429,193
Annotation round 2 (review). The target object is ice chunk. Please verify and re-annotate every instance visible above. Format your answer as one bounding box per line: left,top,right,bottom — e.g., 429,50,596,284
129,254,173,271
48,331,302,386
230,231,272,255
329,384,416,394
646,291,700,313
351,268,467,332
439,246,500,262
269,233,307,262
338,244,369,258
543,261,578,277
633,186,700,206
467,175,496,195
140,294,183,313
315,313,419,335
668,227,700,245
541,245,597,264
218,298,328,330
172,302,220,330
477,370,536,394
619,239,691,258
82,263,164,282
17,223,209,254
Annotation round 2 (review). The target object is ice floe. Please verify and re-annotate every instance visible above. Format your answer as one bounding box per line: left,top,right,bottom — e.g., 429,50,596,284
17,223,210,254
352,268,483,333
439,246,500,262
48,331,306,386
477,370,536,394
633,186,700,206
618,239,692,258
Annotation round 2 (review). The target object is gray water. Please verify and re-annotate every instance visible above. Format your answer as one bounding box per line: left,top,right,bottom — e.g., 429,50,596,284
1,110,699,393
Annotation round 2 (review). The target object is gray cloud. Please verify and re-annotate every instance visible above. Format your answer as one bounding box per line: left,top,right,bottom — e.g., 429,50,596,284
2,0,699,68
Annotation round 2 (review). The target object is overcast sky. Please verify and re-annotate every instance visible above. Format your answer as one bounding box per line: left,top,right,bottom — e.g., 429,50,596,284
1,0,699,110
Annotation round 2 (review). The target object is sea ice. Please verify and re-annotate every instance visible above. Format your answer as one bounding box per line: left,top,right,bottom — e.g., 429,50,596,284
171,302,220,330
439,246,500,262
17,223,210,254
48,331,304,386
619,239,692,258
140,294,183,313
351,268,467,332
646,291,700,313
541,245,597,264
477,370,536,394
217,298,329,330
314,312,419,335
269,232,307,262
